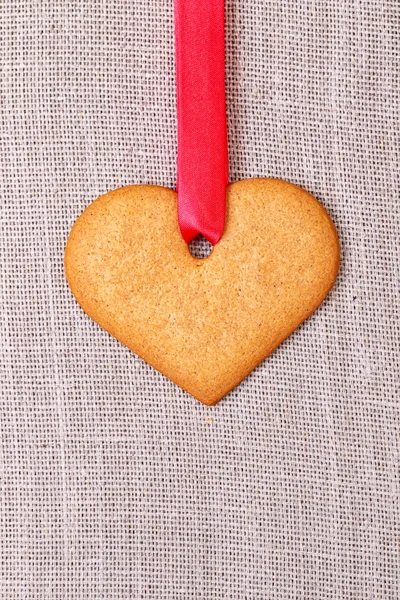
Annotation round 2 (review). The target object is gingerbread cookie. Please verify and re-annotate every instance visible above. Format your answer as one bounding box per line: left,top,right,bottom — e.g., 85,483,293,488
64,178,339,405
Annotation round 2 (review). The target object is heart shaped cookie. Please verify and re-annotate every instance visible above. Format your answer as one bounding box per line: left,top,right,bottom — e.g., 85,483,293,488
65,178,339,405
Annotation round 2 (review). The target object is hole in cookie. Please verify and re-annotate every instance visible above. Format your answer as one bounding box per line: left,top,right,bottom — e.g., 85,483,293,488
189,235,213,259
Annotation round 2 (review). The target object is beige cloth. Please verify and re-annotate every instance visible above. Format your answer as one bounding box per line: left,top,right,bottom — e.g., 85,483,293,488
1,0,399,598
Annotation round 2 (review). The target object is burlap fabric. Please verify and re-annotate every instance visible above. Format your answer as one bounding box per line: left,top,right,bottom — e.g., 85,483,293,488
1,1,399,598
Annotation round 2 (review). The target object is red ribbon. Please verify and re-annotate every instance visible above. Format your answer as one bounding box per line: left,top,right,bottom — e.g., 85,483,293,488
174,0,228,245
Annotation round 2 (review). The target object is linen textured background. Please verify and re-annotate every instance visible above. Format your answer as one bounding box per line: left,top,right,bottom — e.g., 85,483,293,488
1,0,399,598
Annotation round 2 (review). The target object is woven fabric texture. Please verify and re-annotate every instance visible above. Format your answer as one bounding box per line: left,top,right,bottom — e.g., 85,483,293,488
1,1,399,598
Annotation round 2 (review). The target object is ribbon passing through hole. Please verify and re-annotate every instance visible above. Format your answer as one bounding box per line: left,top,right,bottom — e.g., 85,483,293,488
174,0,228,246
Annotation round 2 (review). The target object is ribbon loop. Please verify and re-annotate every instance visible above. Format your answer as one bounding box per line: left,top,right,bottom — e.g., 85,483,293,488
174,0,228,245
